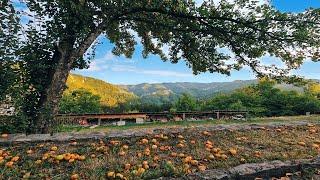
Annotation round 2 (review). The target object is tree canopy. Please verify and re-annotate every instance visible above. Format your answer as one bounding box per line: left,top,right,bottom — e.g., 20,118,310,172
175,93,197,111
1,0,320,133
59,89,102,114
202,80,320,116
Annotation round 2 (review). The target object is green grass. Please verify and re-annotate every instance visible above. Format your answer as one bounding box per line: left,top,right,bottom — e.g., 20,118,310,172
56,115,320,133
1,123,320,179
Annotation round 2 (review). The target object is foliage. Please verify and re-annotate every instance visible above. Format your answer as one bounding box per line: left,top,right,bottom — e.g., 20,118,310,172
0,116,27,134
204,80,320,116
59,89,102,114
108,97,175,113
175,93,198,111
58,76,320,117
307,82,320,99
65,74,135,107
0,1,20,100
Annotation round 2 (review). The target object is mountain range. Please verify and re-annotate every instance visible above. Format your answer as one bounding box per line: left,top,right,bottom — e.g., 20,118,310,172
67,74,318,106
120,80,258,99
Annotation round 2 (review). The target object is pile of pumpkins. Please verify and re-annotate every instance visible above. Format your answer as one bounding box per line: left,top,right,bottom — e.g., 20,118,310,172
0,149,20,168
37,146,86,164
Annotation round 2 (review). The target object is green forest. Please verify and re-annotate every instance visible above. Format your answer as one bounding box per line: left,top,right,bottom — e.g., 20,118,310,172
59,79,320,117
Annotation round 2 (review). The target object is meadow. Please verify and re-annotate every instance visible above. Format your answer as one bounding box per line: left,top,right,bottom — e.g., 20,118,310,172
1,116,320,179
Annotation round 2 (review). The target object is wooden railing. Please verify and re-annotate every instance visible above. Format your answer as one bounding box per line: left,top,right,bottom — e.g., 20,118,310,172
55,110,249,126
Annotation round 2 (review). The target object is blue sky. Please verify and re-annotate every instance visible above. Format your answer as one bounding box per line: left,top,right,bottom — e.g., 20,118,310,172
74,0,320,85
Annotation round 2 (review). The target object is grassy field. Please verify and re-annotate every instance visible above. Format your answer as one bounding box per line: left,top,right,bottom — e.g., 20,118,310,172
1,119,320,179
57,115,320,133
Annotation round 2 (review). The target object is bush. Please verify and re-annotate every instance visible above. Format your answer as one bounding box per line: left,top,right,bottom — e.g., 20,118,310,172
0,115,27,134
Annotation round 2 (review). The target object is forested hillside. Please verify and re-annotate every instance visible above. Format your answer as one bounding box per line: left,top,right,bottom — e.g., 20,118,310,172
121,80,258,99
121,80,313,99
65,74,136,107
62,74,320,116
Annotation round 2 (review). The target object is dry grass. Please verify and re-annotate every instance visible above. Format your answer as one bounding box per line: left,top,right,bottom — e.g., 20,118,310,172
1,123,320,179
57,115,320,133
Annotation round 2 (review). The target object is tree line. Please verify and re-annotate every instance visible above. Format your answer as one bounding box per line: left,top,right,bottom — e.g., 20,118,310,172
59,80,320,117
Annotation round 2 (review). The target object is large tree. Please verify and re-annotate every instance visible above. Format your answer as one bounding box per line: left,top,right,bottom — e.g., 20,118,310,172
1,0,319,133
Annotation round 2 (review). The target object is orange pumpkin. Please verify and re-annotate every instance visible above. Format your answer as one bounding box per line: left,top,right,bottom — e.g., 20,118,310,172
136,167,145,176
51,146,58,151
124,163,131,170
26,150,33,154
144,148,150,156
70,174,79,180
208,154,215,160
122,145,129,150
153,155,160,161
177,143,185,148
198,165,206,171
35,160,42,164
118,151,126,156
229,148,237,156
183,156,192,163
107,171,115,178
190,160,198,165
116,173,124,179
312,143,319,149
78,155,86,161
11,156,19,162
151,144,157,149
141,139,149,144
5,161,14,168
170,152,177,157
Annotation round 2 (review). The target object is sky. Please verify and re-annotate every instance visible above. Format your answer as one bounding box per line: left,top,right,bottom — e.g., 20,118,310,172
73,0,320,85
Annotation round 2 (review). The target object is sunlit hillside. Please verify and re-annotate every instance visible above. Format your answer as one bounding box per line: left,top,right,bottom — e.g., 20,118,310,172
65,74,136,107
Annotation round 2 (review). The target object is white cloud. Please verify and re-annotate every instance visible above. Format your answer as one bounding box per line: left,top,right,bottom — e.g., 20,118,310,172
111,65,193,77
83,61,108,72
142,70,193,77
83,52,113,72
94,50,135,63
83,53,192,78
102,51,116,61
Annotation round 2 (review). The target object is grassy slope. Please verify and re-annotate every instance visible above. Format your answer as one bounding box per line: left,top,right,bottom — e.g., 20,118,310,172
58,115,320,133
65,74,136,107
1,119,320,179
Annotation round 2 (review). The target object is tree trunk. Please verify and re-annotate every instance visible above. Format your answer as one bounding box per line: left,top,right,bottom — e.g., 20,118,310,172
35,47,74,134
31,28,103,134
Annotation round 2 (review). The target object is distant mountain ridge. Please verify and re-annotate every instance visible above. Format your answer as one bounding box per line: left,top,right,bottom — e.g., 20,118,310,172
121,80,258,98
67,74,319,104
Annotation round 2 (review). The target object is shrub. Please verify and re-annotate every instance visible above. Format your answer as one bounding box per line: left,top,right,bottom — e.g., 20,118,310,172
0,115,27,134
